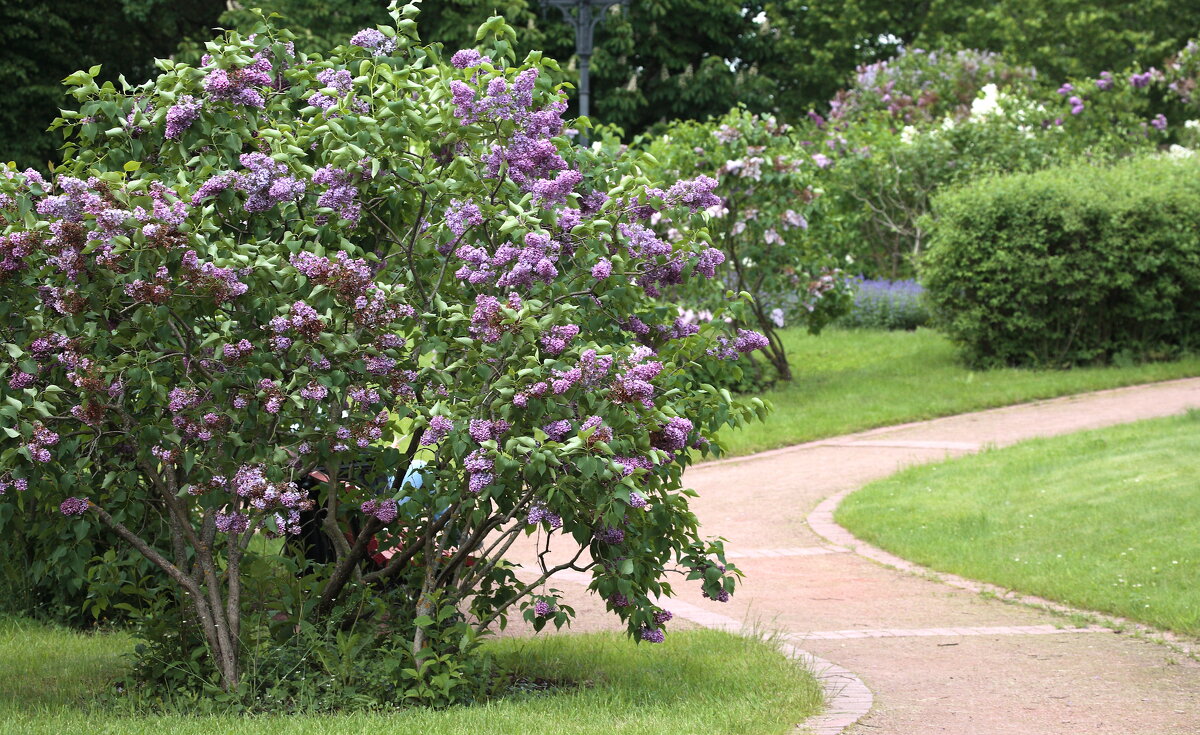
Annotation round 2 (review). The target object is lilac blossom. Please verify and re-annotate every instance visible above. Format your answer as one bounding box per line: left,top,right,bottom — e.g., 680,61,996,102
59,497,89,516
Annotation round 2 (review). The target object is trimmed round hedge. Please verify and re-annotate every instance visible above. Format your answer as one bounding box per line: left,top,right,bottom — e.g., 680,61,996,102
921,155,1200,367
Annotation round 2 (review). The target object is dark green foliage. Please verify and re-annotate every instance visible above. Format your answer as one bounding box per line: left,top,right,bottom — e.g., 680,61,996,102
922,156,1200,368
0,487,170,627
917,0,1200,83
0,0,225,169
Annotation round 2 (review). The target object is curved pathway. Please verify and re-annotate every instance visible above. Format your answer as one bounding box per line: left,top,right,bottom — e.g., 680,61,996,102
517,378,1200,734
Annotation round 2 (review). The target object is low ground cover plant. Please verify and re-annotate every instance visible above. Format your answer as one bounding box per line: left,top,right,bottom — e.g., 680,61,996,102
0,3,771,706
836,278,929,331
838,411,1200,635
922,155,1200,368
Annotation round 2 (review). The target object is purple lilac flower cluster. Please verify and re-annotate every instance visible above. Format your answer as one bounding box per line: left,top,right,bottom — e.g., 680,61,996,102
464,449,494,494
349,28,396,55
534,600,556,617
456,231,568,290
526,502,562,529
421,415,453,445
165,95,202,139
24,422,59,463
0,476,28,495
639,627,665,643
203,54,274,108
312,165,363,223
539,324,579,355
361,498,399,523
59,497,89,516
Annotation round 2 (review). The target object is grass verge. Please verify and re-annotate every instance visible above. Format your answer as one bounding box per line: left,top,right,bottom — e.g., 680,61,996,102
0,618,821,735
720,328,1200,456
836,412,1200,635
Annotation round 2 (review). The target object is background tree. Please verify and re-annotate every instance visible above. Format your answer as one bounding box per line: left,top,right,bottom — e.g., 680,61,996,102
0,0,224,169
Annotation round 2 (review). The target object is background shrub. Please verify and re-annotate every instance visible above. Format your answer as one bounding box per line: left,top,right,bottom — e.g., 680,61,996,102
922,155,1200,367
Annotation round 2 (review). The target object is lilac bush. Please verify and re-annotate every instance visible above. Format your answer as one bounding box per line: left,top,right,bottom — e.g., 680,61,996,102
638,108,852,383
0,5,767,701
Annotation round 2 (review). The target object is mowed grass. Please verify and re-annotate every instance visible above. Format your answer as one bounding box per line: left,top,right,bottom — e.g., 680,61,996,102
837,412,1200,635
0,618,821,735
719,328,1200,456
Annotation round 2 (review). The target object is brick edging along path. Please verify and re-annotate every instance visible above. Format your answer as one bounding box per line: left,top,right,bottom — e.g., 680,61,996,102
518,378,1200,734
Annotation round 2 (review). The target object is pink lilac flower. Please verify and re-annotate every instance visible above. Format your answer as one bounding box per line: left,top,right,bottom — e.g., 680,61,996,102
811,153,833,168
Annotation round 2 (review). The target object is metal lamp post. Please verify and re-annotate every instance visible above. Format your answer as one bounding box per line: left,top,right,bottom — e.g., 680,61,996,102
544,0,629,129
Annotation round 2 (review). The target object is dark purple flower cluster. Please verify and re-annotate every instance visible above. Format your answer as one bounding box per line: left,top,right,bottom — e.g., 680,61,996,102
652,417,693,453
0,231,39,281
614,455,654,477
542,420,572,442
640,627,665,643
445,199,483,238
237,153,306,212
456,231,566,290
628,491,648,510
59,497,89,516
181,250,249,303
0,476,28,495
464,448,494,494
1130,68,1159,88
733,329,769,353
468,419,509,443
25,422,59,463
468,294,506,342
607,592,629,608
7,371,35,390
595,526,624,544
579,415,612,446
533,600,556,617
451,49,490,69
215,511,249,534
702,588,731,602
610,349,663,408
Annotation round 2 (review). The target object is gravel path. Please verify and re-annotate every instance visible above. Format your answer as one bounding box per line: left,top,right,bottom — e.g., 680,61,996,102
513,378,1200,734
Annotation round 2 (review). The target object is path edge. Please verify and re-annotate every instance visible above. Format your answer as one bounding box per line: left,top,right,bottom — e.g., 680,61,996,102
808,472,1200,660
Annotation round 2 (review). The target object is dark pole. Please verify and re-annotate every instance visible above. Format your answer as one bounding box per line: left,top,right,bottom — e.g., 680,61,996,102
545,0,629,140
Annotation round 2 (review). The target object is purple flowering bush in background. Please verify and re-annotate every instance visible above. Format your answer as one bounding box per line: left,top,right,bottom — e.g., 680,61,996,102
637,108,853,383
0,4,771,706
837,278,930,331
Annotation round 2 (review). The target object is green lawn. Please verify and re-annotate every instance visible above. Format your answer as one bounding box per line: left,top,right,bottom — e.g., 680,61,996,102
719,328,1200,456
0,618,820,735
836,412,1200,635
